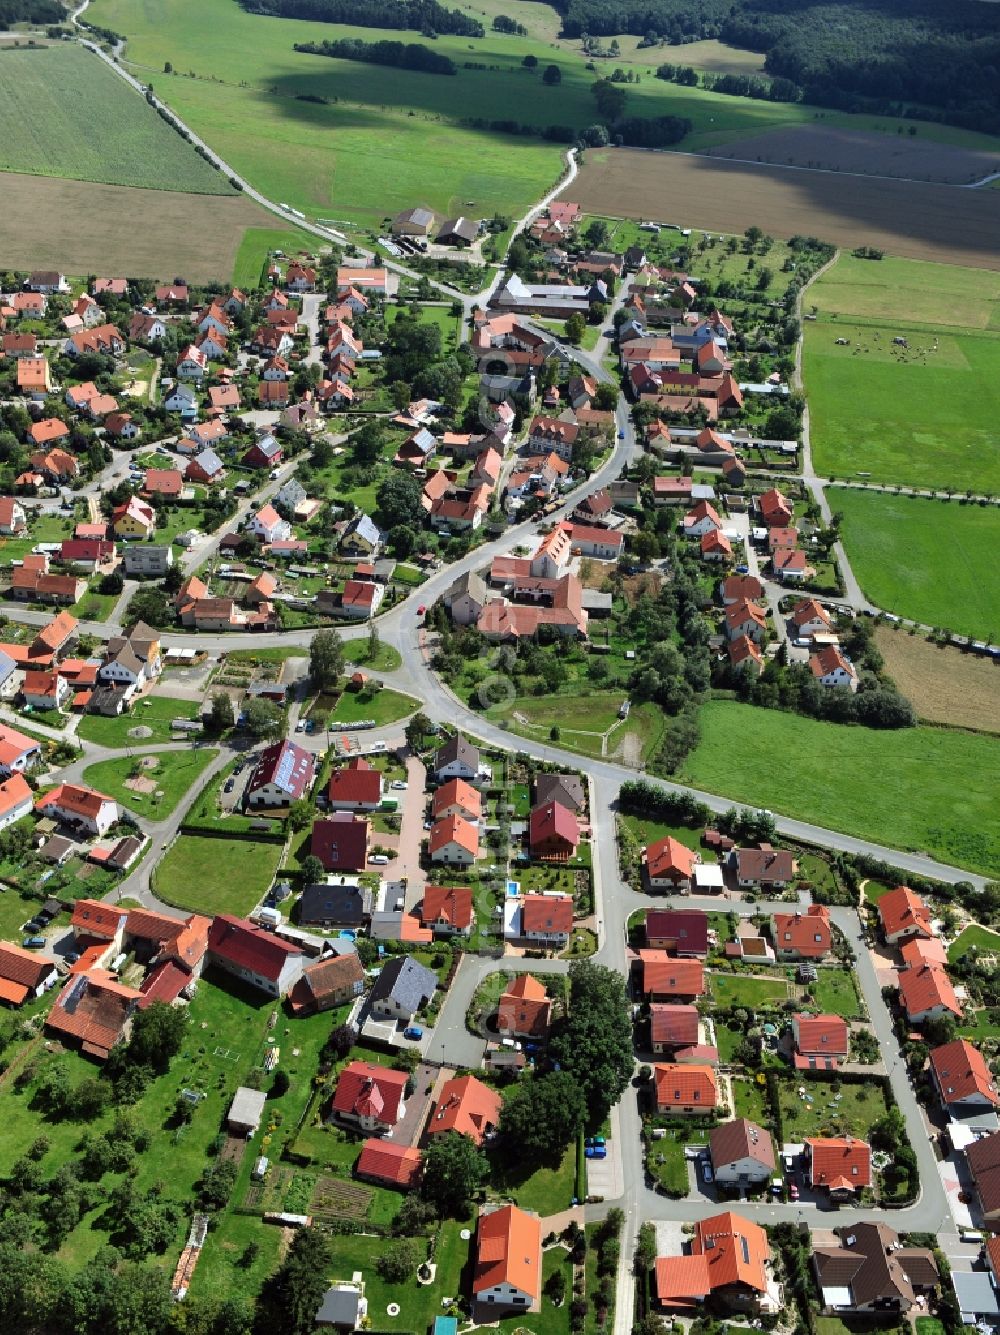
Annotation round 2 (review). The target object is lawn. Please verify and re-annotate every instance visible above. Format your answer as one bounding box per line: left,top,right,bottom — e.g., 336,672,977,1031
948,924,1000,963
803,254,1000,491
153,833,283,915
710,973,791,1008
619,814,703,854
777,1076,888,1140
0,44,233,194
77,694,202,746
491,1141,578,1215
82,747,219,819
232,224,312,288
343,640,403,672
732,1076,771,1124
831,490,1000,639
328,685,419,727
809,968,862,1020
679,701,1000,877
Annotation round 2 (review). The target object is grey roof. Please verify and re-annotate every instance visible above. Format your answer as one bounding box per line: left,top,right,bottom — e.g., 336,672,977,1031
102,643,143,677
343,513,383,549
254,435,281,460
316,1285,364,1328
297,881,372,928
437,217,478,244
193,448,223,474
446,570,487,605
368,954,436,1013
0,650,17,684
581,590,613,613
228,1086,267,1129
952,1272,999,1322
435,733,479,774
534,772,584,812
396,206,434,229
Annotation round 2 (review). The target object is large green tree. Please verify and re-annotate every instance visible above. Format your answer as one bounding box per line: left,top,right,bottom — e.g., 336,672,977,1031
242,697,285,741
498,1071,586,1161
125,1001,188,1074
255,1227,332,1335
309,627,345,690
420,1130,489,1215
548,961,633,1123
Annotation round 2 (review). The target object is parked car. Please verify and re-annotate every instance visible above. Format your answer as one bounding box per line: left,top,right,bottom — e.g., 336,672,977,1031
22,936,46,949
403,1026,423,1040
224,779,235,793
702,1162,714,1184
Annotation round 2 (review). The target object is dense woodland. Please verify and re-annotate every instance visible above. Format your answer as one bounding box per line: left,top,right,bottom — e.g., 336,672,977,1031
237,0,483,36
0,0,62,22
293,36,457,72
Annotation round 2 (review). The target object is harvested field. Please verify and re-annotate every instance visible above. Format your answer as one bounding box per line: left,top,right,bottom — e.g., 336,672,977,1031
568,149,1000,269
875,628,1000,735
703,125,1000,185
0,173,291,281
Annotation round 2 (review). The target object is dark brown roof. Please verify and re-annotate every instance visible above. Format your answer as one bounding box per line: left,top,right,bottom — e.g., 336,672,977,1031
814,1224,937,1309
534,772,584,812
709,1117,775,1173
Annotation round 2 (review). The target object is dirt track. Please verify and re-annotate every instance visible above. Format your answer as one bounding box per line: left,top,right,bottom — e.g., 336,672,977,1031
0,173,285,280
568,150,1000,269
702,125,1000,185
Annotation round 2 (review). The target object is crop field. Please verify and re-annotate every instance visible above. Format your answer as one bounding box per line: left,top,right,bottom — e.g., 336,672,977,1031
702,125,1000,185
0,173,286,280
0,44,232,193
831,490,1000,638
679,701,1000,877
803,253,1000,489
86,0,1000,230
568,150,1000,269
874,627,1000,735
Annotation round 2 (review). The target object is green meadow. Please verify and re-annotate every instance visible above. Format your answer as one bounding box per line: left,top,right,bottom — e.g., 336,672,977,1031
678,701,1000,877
830,489,1000,639
0,43,232,193
804,254,1000,491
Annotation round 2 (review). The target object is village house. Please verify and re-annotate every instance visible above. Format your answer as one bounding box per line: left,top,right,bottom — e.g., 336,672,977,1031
519,893,573,949
654,1063,718,1115
528,799,579,859
878,886,934,945
771,904,831,960
637,953,705,1002
420,884,474,938
649,1004,700,1055
310,814,371,873
206,914,304,997
431,777,481,824
35,782,117,836
813,1224,938,1315
326,757,384,812
245,738,315,810
645,909,709,957
426,1074,501,1146
289,951,366,1016
332,1060,408,1135
791,1014,849,1071
810,646,859,692
472,1205,542,1313
45,970,140,1061
366,954,436,1024
804,1137,872,1198
0,940,59,1006
497,974,552,1040
929,1038,1000,1112
898,963,962,1024
731,845,795,890
644,836,699,892
428,814,479,865
709,1119,775,1188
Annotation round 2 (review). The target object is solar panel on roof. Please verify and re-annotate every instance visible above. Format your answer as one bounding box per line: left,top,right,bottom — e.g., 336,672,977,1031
275,749,296,792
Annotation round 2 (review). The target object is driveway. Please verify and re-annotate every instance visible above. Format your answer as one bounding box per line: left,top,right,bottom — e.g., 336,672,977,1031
393,755,428,908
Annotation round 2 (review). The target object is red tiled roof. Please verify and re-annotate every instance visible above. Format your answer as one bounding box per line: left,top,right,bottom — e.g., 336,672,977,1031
138,959,191,1008
36,783,113,822
473,1205,542,1301
521,893,573,935
45,969,140,1059
639,953,705,999
431,777,481,821
773,905,831,957
650,1004,700,1047
71,898,124,941
645,910,708,956
207,914,302,983
332,1060,408,1125
327,757,382,808
429,814,479,858
807,1137,871,1190
898,963,962,1021
311,815,370,872
794,1013,848,1057
427,1074,502,1145
356,1138,422,1187
529,799,578,854
879,886,934,940
930,1038,999,1106
422,884,474,931
0,939,54,993
654,1063,718,1110
645,837,698,883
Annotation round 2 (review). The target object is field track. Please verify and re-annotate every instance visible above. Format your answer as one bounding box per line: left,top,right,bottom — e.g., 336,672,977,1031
568,149,1000,268
0,174,289,281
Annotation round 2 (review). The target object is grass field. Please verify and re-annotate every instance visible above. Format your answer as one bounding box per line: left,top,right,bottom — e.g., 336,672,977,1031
832,491,1000,638
948,924,1000,963
0,44,231,193
777,1076,887,1140
710,973,791,1007
679,701,1000,877
82,747,218,818
0,172,287,281
804,253,1000,490
874,626,1000,734
85,0,1000,233
232,224,316,288
810,968,862,1019
328,685,418,726
77,694,201,746
154,833,283,914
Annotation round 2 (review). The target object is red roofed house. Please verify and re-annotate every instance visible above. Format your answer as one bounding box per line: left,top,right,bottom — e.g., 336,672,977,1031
421,884,474,938
427,1073,502,1145
650,1004,701,1055
898,964,962,1025
206,914,305,997
0,940,59,1006
900,936,948,969
45,969,141,1061
879,886,934,945
327,757,383,812
356,1139,422,1189
809,646,859,692
0,723,42,775
0,497,27,536
929,1039,1000,1112
805,1137,871,1198
645,909,709,957
771,905,831,960
245,739,316,810
644,836,699,892
0,772,33,831
757,488,793,528
310,814,371,873
682,501,723,538
71,899,126,951
497,974,552,1040
528,799,579,859
332,1060,408,1134
654,1063,718,1114
142,468,184,499
637,952,705,1002
791,1013,849,1070
36,783,118,836
473,1204,542,1312
520,893,573,948
431,777,481,824
655,1212,773,1314
429,814,479,866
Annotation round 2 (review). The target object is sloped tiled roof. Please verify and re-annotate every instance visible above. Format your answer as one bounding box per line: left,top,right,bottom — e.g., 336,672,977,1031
654,1063,718,1109
427,1074,502,1145
473,1205,542,1301
930,1038,1000,1107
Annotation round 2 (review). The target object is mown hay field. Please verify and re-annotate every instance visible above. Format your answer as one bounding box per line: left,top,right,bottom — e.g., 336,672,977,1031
0,43,233,193
0,173,289,281
874,627,1000,735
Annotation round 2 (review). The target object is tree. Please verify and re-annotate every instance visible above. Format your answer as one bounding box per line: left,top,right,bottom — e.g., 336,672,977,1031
287,799,312,832
420,1130,489,1215
242,697,285,741
367,619,380,662
522,53,537,68
594,383,618,411
301,854,325,885
125,585,171,629
405,711,431,750
498,1071,586,1160
322,1023,357,1062
377,1239,419,1283
548,961,632,1123
99,570,124,595
376,470,423,530
591,78,626,121
270,1069,290,1098
255,1224,332,1335
542,63,561,85
390,380,412,412
207,692,235,734
565,312,586,345
125,1001,188,1074
309,627,345,690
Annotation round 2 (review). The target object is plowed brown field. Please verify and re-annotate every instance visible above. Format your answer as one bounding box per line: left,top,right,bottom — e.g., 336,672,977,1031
568,149,1000,268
